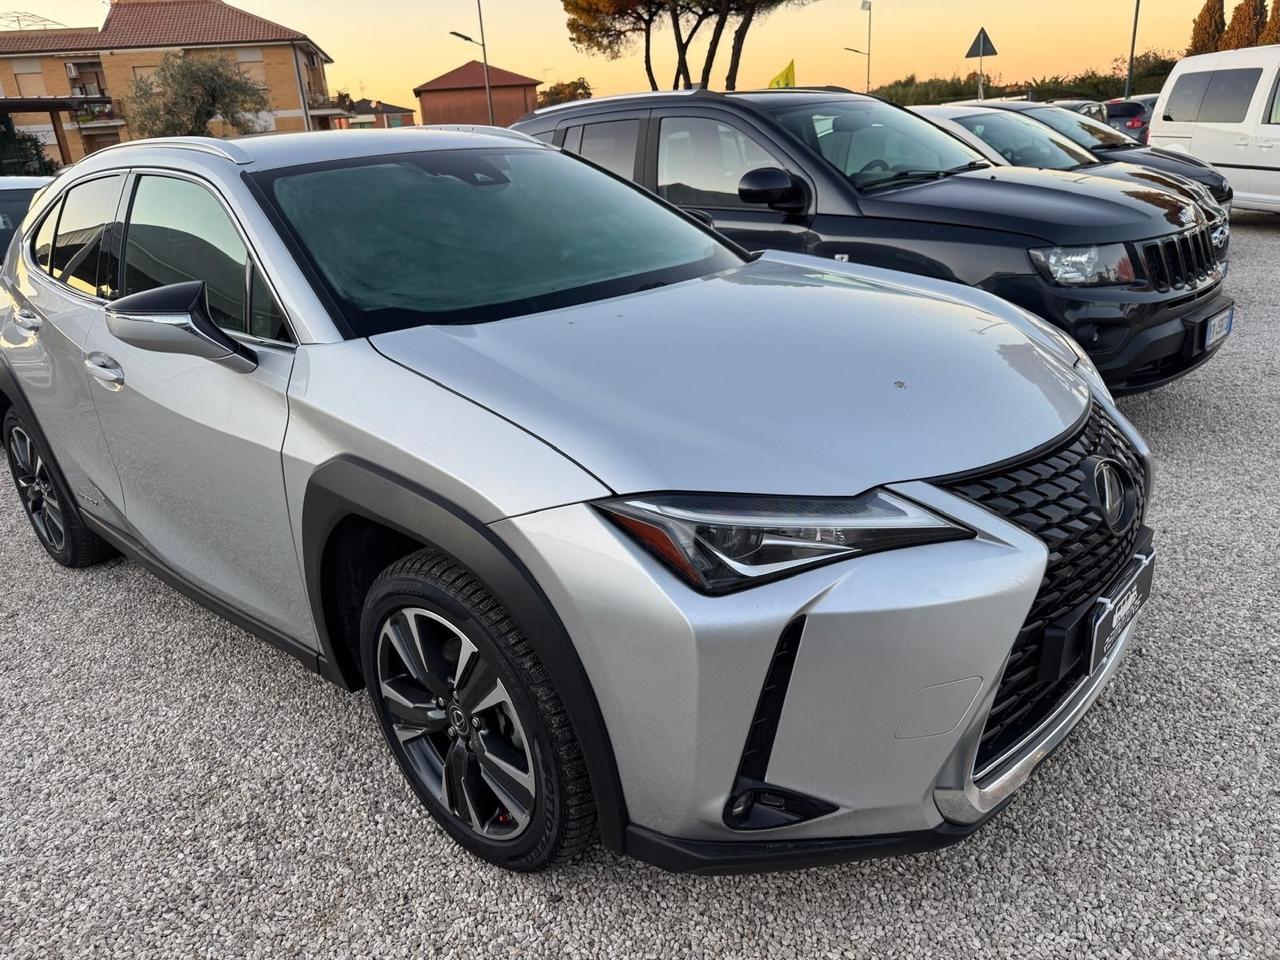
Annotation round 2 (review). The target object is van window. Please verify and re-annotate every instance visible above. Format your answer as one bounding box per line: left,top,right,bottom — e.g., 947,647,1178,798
1197,68,1262,123
1163,71,1212,122
1269,78,1280,124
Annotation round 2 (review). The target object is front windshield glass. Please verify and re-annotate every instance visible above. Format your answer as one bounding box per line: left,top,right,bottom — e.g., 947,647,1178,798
953,111,1096,170
1026,106,1137,149
252,147,740,335
758,98,984,188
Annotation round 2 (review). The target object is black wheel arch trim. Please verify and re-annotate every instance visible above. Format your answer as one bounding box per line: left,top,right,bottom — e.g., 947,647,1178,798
301,454,629,853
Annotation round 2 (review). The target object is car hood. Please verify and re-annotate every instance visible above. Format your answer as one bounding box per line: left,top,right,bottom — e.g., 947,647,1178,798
370,252,1090,497
1080,160,1223,215
1097,145,1229,194
855,166,1201,245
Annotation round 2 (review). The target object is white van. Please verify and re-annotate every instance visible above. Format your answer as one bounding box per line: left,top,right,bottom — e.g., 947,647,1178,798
1150,45,1280,212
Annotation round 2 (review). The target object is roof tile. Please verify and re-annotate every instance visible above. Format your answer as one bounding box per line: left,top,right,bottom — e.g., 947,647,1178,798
413,61,541,94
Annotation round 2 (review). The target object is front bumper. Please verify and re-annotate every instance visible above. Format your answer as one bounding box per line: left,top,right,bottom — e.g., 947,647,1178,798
492,401,1154,873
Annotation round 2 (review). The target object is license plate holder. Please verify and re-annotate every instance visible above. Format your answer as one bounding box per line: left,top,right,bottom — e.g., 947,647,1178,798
1204,306,1233,350
1090,551,1156,673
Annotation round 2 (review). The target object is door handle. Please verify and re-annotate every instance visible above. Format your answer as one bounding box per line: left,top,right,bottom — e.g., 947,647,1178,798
13,308,41,333
1235,136,1252,147
84,352,125,390
1260,140,1275,151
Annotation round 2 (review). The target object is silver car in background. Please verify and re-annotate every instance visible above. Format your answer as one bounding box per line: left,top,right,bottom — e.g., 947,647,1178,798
0,130,1155,873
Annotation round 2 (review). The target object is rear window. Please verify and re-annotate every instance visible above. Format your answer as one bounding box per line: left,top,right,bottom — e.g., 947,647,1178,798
1198,68,1262,123
1107,102,1144,119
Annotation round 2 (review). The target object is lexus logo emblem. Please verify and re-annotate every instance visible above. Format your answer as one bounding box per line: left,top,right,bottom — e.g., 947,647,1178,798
1089,457,1136,534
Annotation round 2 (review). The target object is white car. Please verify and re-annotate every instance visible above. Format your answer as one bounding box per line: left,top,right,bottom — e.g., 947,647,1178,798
1149,45,1280,212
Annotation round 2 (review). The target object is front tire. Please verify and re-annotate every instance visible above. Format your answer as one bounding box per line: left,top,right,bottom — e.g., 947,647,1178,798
360,548,597,871
3,408,115,568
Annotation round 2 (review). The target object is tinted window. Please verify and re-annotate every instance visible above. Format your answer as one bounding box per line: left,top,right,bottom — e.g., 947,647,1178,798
248,263,292,342
577,119,640,178
1107,101,1144,119
1197,68,1262,123
657,117,781,207
123,176,248,333
1163,71,1212,122
253,147,738,334
954,111,1095,170
1270,80,1280,124
0,188,36,255
50,175,123,297
32,199,58,273
757,99,982,187
1026,107,1135,149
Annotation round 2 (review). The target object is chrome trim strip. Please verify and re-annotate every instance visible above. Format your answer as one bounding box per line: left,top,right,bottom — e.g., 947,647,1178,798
933,608,1141,825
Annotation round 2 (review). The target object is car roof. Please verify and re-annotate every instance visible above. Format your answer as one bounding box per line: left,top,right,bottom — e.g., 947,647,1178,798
0,176,50,190
912,104,990,119
1050,99,1098,107
958,100,1047,113
518,87,874,123
65,128,549,177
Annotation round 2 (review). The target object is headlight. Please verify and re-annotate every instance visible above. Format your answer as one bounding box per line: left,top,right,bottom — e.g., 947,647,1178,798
596,490,972,594
1028,243,1135,286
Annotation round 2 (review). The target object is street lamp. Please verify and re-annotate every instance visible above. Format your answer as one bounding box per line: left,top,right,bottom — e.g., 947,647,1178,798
844,47,869,93
861,0,872,93
449,0,493,126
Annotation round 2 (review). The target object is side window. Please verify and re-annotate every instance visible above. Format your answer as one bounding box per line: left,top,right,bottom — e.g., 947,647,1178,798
49,175,124,298
1198,68,1263,123
32,199,60,273
123,176,249,334
1269,75,1280,124
577,119,641,178
561,125,584,153
248,263,292,343
1163,71,1212,122
657,116,781,208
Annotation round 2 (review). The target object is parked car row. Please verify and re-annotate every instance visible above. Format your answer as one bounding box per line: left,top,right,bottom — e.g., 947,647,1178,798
0,54,1251,876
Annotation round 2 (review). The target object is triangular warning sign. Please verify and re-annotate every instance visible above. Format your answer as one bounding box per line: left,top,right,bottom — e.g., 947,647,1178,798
965,28,997,59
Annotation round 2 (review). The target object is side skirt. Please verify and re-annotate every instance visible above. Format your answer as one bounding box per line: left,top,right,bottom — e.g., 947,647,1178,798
83,513,330,679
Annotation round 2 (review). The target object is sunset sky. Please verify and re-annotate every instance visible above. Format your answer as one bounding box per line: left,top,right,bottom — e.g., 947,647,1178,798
41,0,1220,112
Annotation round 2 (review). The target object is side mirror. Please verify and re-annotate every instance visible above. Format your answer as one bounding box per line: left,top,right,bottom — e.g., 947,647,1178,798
738,167,807,212
105,280,257,374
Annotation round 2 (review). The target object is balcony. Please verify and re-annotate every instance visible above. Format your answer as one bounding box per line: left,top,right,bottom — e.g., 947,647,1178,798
73,100,121,126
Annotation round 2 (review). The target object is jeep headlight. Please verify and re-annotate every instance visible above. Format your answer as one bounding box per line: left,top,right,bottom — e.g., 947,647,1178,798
1029,243,1135,286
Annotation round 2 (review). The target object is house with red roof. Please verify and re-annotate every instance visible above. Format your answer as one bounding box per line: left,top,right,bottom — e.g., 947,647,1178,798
0,0,340,165
413,61,540,127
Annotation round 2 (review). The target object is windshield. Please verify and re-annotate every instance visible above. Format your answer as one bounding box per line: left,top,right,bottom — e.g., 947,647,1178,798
0,188,36,254
1025,106,1137,149
953,111,1097,170
757,98,984,188
252,147,740,335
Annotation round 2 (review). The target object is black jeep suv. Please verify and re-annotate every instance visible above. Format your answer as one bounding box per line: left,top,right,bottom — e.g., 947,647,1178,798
514,90,1233,395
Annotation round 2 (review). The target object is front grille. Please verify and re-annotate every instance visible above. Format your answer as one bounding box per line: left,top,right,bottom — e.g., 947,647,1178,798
1141,226,1216,292
943,405,1147,775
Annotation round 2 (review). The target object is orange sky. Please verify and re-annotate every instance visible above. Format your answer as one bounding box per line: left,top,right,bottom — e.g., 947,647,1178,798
43,0,1219,113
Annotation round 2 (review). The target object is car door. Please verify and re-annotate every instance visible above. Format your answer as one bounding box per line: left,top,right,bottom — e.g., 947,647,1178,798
81,171,311,640
645,108,814,253
1189,66,1265,198
1245,67,1280,209
3,173,127,526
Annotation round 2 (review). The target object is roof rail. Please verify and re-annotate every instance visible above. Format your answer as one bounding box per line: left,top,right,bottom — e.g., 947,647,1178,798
425,124,545,144
530,87,713,116
91,136,254,165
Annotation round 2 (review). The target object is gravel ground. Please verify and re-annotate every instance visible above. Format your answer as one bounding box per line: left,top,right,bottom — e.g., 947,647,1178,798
2,220,1278,960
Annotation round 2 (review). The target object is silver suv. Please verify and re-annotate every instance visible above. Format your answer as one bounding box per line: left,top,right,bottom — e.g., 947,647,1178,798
0,130,1156,873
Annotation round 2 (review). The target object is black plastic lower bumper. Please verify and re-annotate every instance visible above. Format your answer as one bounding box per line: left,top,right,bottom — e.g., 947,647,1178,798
1100,292,1233,396
623,802,1007,875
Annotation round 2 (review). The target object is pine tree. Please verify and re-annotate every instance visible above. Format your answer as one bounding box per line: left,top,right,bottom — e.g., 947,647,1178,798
1188,0,1226,55
1219,0,1267,50
1259,0,1280,44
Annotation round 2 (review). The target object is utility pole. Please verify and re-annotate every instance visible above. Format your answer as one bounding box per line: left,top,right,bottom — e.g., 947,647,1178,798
1124,0,1141,99
862,0,872,93
449,0,494,125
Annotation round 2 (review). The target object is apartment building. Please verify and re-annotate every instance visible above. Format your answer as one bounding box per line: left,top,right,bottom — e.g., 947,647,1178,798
0,0,340,165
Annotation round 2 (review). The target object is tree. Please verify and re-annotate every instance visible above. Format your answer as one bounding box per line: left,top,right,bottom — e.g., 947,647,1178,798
539,77,594,106
1219,0,1266,51
1187,0,1226,56
125,52,270,138
564,0,664,91
1259,0,1280,44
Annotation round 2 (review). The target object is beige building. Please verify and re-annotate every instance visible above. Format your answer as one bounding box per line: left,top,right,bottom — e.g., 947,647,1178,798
0,0,341,165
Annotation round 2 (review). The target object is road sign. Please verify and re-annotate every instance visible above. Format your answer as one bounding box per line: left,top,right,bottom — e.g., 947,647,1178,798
965,28,997,59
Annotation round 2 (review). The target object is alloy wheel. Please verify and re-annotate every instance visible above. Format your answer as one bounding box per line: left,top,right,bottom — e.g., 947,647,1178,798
7,426,65,553
376,606,538,840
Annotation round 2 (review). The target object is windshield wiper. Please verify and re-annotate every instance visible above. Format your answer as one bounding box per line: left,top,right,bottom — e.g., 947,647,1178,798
1092,142,1136,152
858,161,990,191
